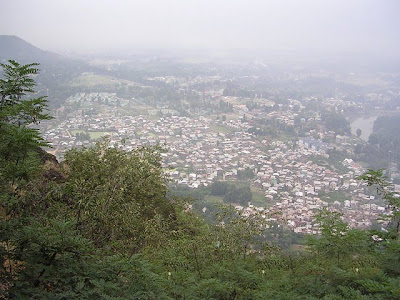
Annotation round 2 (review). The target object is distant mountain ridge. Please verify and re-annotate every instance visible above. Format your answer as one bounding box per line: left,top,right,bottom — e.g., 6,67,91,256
0,35,63,63
0,35,92,108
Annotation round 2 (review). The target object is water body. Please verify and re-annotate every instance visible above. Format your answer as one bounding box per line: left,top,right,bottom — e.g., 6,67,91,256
350,116,378,142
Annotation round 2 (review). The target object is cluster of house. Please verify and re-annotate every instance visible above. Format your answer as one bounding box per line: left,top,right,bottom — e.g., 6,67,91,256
235,141,386,234
65,92,124,106
298,137,329,153
41,101,389,233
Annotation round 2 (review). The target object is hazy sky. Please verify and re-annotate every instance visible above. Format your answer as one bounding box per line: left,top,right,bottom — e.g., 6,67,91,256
1,0,399,56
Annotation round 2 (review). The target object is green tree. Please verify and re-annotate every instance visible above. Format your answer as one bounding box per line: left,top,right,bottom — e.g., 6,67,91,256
356,128,362,138
307,209,369,264
210,181,229,196
358,169,400,238
0,61,52,282
59,140,175,251
0,60,51,193
237,167,255,180
323,111,350,135
358,169,400,276
224,185,252,206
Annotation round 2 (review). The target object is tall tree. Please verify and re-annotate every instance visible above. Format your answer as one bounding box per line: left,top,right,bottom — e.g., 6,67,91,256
0,60,51,192
356,128,362,138
0,60,53,297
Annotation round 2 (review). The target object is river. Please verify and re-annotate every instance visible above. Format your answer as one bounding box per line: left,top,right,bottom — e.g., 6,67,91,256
350,116,378,142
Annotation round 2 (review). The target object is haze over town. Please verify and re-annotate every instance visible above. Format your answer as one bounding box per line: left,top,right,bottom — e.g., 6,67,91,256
3,1,400,298
1,0,400,57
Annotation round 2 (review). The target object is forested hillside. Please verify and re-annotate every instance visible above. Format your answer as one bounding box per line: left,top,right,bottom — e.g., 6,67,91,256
369,115,400,166
1,61,400,299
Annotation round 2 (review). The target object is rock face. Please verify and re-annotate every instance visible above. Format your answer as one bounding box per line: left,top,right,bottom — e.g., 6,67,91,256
36,147,65,182
36,147,58,164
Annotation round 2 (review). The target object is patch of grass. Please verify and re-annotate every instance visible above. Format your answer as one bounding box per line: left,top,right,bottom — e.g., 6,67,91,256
69,130,107,140
88,131,107,140
289,244,307,252
251,186,269,207
70,129,86,135
210,125,234,134
276,132,297,142
319,191,348,203
308,153,350,175
205,195,224,204
69,72,136,87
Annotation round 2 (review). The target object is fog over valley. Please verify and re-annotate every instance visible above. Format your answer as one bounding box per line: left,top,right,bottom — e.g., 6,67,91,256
1,1,400,299
1,0,400,56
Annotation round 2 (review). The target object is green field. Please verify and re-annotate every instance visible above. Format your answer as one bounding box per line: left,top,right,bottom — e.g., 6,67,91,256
204,187,268,208
70,130,108,140
210,125,234,134
69,73,137,87
205,195,224,204
251,186,270,207
319,191,348,203
70,129,85,135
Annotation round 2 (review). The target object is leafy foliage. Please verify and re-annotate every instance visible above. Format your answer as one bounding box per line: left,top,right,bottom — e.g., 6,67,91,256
59,140,175,251
0,60,51,190
322,111,350,135
210,181,252,205
307,209,371,265
358,169,400,238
